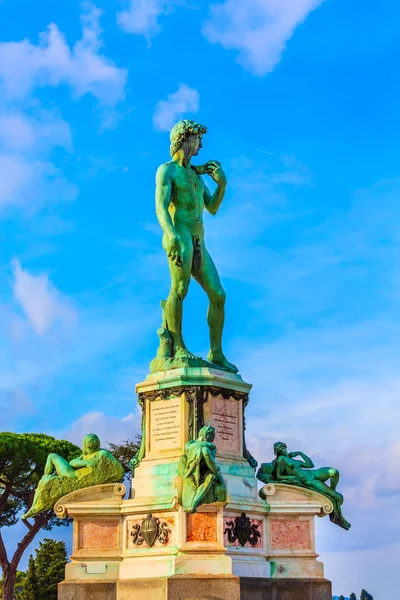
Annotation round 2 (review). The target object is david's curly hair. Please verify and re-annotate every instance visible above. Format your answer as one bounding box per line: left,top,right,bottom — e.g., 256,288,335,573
170,120,207,157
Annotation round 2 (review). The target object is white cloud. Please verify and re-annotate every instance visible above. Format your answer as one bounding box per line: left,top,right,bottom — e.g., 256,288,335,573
0,110,75,211
0,153,77,212
65,411,141,445
153,83,199,131
0,110,72,153
0,3,127,106
117,0,179,39
203,0,325,75
0,3,127,212
11,259,76,335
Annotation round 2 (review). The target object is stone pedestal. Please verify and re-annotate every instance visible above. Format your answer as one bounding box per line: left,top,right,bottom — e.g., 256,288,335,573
57,367,333,600
260,483,333,579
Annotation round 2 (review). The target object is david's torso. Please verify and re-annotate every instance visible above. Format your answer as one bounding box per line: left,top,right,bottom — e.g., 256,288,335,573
168,162,205,238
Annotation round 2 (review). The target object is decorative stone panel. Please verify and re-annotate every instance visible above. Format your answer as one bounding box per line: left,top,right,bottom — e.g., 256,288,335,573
187,512,218,542
78,520,119,550
270,519,311,550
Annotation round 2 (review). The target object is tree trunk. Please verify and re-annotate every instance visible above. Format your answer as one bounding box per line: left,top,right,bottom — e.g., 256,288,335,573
2,564,17,600
0,513,51,600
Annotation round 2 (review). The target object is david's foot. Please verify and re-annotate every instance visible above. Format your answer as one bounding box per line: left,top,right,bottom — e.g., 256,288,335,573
208,350,238,373
174,346,197,360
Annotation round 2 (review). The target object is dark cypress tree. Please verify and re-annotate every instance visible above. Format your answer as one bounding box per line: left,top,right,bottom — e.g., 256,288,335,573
339,595,345,600
20,556,38,600
34,539,67,600
350,593,357,600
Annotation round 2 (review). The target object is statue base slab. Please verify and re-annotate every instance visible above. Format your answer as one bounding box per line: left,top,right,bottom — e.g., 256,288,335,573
59,576,332,600
56,367,334,599
56,480,333,588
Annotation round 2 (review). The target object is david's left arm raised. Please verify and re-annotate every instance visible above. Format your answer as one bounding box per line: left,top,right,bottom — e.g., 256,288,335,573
202,160,227,216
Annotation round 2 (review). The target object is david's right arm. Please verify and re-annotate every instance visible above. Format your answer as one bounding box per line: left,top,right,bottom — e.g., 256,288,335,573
155,164,176,240
155,165,182,266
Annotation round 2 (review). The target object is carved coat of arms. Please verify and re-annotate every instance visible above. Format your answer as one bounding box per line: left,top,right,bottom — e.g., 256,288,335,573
224,512,261,547
130,513,170,547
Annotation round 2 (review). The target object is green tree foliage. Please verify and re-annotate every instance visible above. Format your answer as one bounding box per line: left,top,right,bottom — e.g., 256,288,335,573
360,590,373,600
107,436,141,480
339,595,345,600
13,571,27,600
0,432,80,600
19,556,38,600
350,594,357,600
34,539,67,600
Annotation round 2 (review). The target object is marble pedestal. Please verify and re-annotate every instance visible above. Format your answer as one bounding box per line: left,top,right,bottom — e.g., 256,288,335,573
57,367,332,600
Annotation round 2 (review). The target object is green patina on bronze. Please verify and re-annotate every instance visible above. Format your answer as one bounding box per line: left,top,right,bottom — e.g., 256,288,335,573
257,441,351,530
151,119,237,374
178,425,226,513
22,434,124,519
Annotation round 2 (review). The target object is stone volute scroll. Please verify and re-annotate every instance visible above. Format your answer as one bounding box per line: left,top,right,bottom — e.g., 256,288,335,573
256,441,351,530
23,434,125,520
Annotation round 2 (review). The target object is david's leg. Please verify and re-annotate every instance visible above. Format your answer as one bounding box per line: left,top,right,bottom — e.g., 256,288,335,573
164,235,194,358
194,247,237,372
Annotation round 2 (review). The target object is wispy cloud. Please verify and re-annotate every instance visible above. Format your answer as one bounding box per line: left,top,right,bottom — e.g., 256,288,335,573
0,3,127,106
0,3,128,214
11,259,77,335
0,109,76,212
64,411,141,445
153,83,199,131
203,0,325,75
117,0,182,39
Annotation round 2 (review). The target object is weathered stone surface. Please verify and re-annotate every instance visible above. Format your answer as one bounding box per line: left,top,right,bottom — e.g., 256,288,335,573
270,519,311,550
58,582,117,600
118,579,166,600
168,575,240,600
78,521,119,550
239,577,332,600
187,512,218,542
59,577,332,600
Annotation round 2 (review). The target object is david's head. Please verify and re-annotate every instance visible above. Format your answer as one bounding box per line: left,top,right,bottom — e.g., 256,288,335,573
83,433,101,454
274,441,288,457
198,425,215,442
170,120,207,159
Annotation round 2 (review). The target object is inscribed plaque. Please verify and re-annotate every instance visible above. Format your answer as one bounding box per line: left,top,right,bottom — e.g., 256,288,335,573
208,395,241,455
149,396,182,452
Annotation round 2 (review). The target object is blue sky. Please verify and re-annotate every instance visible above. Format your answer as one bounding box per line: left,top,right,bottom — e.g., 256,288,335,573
1,0,399,597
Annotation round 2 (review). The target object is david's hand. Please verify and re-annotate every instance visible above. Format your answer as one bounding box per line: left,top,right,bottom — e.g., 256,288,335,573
206,160,227,185
167,235,182,267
